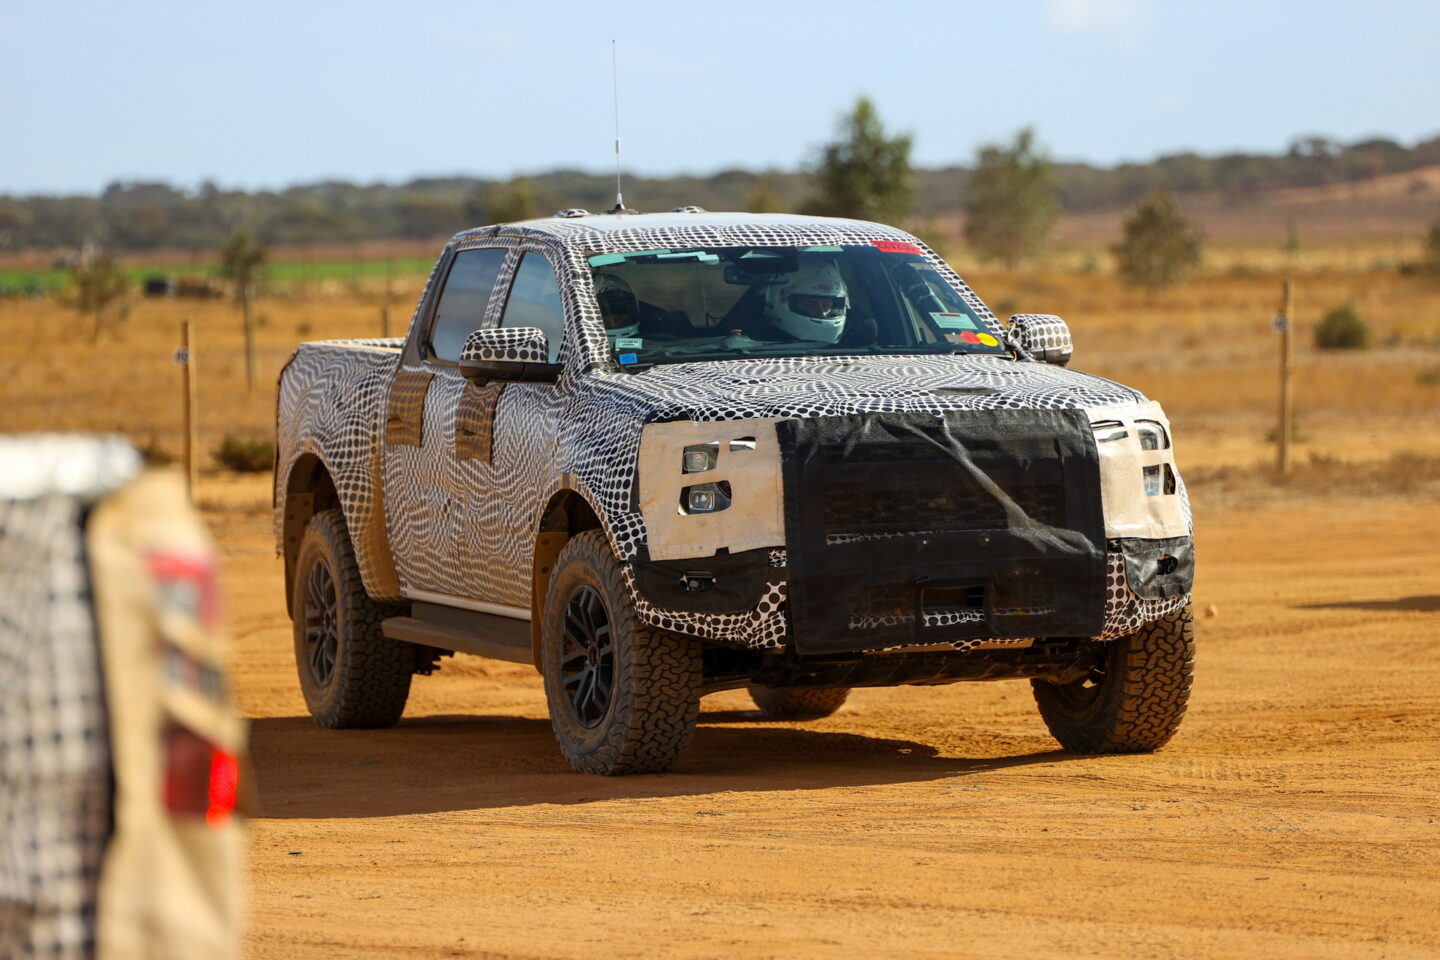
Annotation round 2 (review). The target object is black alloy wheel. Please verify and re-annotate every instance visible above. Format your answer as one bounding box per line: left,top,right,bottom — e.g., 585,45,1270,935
560,584,615,727
1047,647,1110,712
540,530,703,775
302,559,340,686
291,508,413,729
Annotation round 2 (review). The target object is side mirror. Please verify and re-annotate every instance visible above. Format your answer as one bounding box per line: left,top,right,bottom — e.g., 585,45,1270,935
1006,314,1073,367
458,327,562,384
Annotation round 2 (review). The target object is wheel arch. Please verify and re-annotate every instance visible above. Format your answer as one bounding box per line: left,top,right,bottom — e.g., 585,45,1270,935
280,453,341,610
529,484,605,671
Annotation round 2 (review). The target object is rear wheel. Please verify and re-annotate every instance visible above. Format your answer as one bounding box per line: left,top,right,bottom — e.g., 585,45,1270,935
292,509,412,728
541,531,703,775
747,684,850,720
1031,604,1194,753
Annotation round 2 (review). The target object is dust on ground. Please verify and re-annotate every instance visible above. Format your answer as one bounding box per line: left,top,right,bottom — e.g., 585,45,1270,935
205,471,1439,960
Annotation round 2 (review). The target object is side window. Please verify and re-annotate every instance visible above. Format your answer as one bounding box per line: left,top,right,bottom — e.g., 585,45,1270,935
428,248,507,362
499,253,566,363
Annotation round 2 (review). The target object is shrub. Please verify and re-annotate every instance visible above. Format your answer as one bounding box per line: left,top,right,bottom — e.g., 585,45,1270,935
1313,304,1370,350
215,434,274,472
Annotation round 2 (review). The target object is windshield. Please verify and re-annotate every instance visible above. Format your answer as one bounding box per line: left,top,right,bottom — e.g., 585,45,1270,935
586,243,1007,369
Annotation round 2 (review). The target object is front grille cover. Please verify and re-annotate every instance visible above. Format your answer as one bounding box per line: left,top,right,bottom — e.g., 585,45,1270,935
778,409,1106,655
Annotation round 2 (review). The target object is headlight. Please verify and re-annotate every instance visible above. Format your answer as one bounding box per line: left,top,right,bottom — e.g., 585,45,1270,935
682,442,718,474
1135,420,1169,451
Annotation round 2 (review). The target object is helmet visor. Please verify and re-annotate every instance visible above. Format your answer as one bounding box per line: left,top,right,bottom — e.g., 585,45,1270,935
597,289,638,329
788,294,844,320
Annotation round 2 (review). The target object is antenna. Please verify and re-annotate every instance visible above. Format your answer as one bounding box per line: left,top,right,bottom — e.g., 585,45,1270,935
611,39,625,213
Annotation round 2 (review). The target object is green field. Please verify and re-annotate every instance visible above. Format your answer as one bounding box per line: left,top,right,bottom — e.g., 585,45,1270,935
0,256,438,296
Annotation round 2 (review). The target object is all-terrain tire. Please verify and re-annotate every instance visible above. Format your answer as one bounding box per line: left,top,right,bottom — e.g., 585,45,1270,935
541,530,703,775
747,684,850,720
1031,604,1195,753
292,509,413,728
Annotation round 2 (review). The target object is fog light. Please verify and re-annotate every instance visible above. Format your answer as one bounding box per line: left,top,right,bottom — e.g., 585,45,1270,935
680,481,731,514
1143,465,1162,496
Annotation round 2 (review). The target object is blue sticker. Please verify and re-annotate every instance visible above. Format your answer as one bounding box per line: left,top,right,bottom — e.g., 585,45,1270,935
931,312,977,330
618,353,638,365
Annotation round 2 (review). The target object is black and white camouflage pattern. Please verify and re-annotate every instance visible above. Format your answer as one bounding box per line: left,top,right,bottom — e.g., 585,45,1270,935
1007,313,1074,365
275,213,1189,646
459,327,550,365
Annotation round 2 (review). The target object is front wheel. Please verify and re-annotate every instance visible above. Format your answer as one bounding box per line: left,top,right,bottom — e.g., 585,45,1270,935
1031,605,1195,753
540,531,703,775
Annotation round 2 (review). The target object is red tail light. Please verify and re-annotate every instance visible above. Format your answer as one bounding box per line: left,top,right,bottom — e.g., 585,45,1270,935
164,726,239,829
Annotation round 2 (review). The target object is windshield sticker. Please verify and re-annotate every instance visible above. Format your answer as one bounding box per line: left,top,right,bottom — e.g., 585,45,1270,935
617,352,638,365
614,337,643,350
930,312,977,331
872,240,923,255
977,332,1000,347
958,331,981,344
800,245,843,253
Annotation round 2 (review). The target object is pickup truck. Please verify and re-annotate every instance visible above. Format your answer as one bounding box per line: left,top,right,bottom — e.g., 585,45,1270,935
274,210,1195,775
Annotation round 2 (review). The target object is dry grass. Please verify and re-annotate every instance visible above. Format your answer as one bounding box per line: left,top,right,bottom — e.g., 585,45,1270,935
1185,450,1440,513
2,256,1437,489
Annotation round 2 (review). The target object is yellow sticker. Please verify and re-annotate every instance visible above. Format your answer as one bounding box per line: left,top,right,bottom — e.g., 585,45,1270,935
977,333,999,347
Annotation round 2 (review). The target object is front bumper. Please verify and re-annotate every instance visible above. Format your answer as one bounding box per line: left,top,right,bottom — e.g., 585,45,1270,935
627,408,1193,651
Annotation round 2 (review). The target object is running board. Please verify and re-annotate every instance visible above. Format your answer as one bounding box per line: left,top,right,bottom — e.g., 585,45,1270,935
382,600,533,665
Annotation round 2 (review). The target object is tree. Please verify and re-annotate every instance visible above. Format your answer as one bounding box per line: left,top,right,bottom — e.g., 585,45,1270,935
218,232,268,391
805,97,913,224
963,128,1058,269
0,199,32,250
1112,189,1202,290
67,254,131,342
746,174,782,213
472,178,541,224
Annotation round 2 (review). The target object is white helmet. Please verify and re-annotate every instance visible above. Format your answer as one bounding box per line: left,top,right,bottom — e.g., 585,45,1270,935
594,272,640,341
764,260,847,344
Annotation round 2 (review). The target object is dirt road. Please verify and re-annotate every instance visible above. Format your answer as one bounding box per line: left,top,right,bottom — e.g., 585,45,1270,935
218,487,1438,960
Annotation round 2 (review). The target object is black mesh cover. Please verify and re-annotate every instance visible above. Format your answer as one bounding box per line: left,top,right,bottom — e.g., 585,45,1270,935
778,409,1106,655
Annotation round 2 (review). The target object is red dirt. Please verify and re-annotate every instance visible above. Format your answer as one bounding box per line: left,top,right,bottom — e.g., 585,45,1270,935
210,487,1439,960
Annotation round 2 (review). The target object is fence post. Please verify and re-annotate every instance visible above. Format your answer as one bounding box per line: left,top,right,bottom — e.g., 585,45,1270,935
1277,278,1294,475
182,319,199,498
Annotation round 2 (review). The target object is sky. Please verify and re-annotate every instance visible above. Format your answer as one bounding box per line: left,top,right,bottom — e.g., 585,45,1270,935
3,0,1438,195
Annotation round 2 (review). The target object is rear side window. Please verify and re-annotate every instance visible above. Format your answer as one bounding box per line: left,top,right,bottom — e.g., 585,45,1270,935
429,248,507,362
499,253,566,362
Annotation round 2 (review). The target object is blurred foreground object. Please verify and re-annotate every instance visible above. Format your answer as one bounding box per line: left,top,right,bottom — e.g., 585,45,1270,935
0,435,244,960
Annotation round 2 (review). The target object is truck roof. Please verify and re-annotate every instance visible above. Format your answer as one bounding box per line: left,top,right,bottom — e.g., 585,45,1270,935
449,210,915,248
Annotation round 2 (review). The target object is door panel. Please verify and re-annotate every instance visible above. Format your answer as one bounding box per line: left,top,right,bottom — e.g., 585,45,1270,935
383,246,510,596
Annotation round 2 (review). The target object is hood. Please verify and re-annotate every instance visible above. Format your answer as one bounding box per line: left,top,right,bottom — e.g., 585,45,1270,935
596,354,1144,423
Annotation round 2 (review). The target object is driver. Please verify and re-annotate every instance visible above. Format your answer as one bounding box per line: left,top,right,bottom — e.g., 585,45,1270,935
754,260,848,344
594,272,641,344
